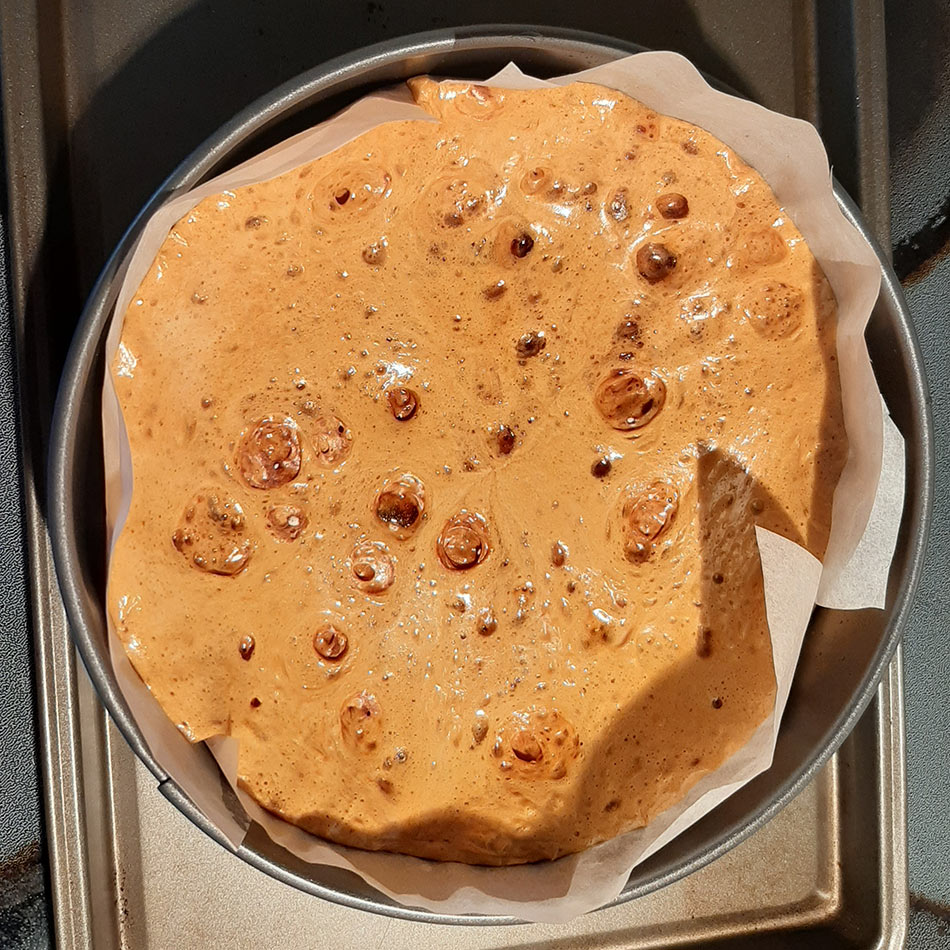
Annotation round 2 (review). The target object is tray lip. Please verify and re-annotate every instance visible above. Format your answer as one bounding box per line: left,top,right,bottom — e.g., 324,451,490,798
45,24,932,926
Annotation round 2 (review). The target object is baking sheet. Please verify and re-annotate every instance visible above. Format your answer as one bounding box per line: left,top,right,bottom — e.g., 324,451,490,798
81,663,907,948
99,53,903,922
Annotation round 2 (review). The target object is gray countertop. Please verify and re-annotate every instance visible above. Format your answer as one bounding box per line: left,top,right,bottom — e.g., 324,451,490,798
0,210,49,946
886,0,950,941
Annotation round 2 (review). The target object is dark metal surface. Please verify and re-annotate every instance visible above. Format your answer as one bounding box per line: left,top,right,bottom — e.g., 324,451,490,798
885,0,950,942
4,0,946,943
0,207,50,947
45,27,931,924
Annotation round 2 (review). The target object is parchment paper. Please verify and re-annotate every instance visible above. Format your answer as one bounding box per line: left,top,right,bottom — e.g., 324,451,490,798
101,51,905,922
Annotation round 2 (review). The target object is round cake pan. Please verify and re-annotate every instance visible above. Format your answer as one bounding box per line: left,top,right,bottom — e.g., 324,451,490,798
48,26,933,924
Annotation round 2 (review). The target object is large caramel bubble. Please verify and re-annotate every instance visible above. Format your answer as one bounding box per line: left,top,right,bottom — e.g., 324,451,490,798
636,242,677,282
621,481,679,562
738,228,787,268
739,282,804,339
657,192,689,219
350,540,396,593
266,504,308,541
374,473,426,539
486,218,536,267
498,708,580,780
594,368,666,431
511,730,543,762
340,691,382,750
515,330,546,360
172,493,253,575
420,164,497,231
314,623,349,661
519,165,553,196
236,418,301,489
437,511,490,570
491,423,516,456
309,412,352,467
387,388,418,421
317,162,392,216
451,83,505,120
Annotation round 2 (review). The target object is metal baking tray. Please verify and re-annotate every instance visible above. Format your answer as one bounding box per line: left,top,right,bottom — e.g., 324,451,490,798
68,657,907,947
47,25,931,919
0,2,926,946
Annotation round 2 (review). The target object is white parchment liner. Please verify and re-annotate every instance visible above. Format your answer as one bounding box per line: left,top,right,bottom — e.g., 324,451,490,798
100,52,906,922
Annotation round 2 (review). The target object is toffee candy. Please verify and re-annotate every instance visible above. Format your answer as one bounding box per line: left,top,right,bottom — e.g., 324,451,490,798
109,77,846,865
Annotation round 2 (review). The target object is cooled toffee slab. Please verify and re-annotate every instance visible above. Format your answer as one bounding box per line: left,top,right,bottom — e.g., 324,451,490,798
109,79,845,864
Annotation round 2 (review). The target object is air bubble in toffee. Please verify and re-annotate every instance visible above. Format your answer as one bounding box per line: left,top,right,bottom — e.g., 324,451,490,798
437,511,490,570
594,369,666,430
621,482,679,562
172,493,253,576
236,418,301,489
374,473,426,538
314,623,349,661
351,540,396,594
